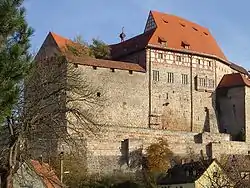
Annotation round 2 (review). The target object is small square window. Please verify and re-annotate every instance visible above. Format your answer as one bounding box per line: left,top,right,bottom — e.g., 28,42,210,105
152,70,159,81
197,59,201,64
176,55,181,62
129,70,133,74
158,53,163,59
111,68,115,72
199,78,206,87
97,92,101,97
93,66,97,70
182,74,188,85
167,72,174,83
74,63,78,68
213,172,218,178
208,61,212,66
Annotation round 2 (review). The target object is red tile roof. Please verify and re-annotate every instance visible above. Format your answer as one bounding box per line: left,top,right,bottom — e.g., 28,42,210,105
109,11,248,75
110,29,155,59
218,73,250,88
148,11,227,60
66,55,145,72
49,32,145,72
50,32,74,50
30,160,63,188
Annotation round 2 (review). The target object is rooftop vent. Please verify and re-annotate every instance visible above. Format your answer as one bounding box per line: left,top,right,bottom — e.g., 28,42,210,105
192,27,198,31
180,23,185,27
162,19,168,23
203,32,208,36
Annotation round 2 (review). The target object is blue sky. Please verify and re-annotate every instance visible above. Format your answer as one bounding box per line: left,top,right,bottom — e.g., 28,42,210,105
24,0,250,69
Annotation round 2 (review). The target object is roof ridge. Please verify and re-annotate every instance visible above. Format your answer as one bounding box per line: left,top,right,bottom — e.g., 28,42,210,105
49,31,72,42
150,10,209,31
110,29,155,47
49,31,74,50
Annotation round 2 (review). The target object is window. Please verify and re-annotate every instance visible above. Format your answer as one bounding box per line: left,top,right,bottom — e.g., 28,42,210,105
158,37,167,46
181,41,190,49
165,54,170,59
111,68,115,72
208,61,212,66
167,72,174,83
74,63,78,68
176,55,181,62
93,66,97,70
129,70,133,74
121,139,129,165
158,53,163,59
152,70,159,81
199,78,206,87
97,92,101,97
193,170,196,176
182,74,188,84
208,79,214,88
196,59,201,64
213,172,218,178
160,41,167,46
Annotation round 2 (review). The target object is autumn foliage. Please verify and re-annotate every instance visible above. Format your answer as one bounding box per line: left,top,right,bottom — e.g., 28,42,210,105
145,138,173,173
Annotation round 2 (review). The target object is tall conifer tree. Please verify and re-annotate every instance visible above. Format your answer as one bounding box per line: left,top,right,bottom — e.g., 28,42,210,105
0,0,33,123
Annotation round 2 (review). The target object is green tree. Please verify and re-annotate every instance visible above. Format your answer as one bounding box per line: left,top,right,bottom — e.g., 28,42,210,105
68,36,110,60
0,0,33,187
89,38,111,59
0,0,33,123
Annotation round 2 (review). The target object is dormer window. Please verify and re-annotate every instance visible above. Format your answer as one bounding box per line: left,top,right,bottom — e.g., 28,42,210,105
158,36,167,46
181,41,190,49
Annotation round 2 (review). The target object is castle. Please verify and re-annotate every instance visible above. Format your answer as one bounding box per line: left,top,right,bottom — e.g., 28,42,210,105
31,10,250,173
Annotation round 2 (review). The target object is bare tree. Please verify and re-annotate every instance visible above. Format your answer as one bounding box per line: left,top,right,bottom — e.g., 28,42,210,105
0,53,105,187
195,155,250,188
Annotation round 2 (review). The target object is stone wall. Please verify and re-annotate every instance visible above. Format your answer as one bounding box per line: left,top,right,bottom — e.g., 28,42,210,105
211,141,250,158
84,125,232,173
217,86,245,140
145,48,233,133
74,65,149,128
245,87,250,143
